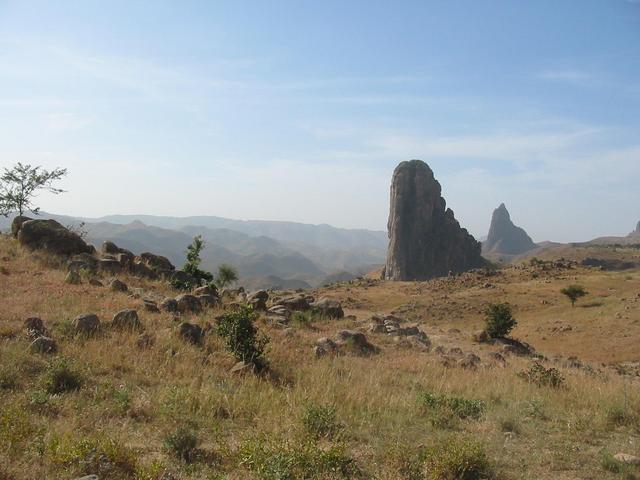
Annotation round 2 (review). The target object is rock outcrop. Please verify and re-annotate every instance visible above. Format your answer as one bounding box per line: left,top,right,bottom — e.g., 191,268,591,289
17,218,93,256
483,203,537,255
385,160,483,281
630,221,640,237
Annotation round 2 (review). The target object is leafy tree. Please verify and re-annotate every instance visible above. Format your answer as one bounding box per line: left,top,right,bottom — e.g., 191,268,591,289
216,263,238,288
0,163,67,217
182,235,214,286
484,302,517,338
560,285,587,307
217,305,269,370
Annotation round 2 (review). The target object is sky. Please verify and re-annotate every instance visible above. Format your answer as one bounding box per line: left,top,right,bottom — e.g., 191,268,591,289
0,0,639,242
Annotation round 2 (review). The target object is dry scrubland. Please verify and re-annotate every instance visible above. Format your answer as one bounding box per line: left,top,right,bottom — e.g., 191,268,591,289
1,234,640,480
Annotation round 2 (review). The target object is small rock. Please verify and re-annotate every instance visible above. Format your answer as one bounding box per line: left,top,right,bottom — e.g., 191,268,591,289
488,351,507,367
194,285,217,296
176,294,202,314
109,279,128,292
614,453,640,465
29,336,57,354
472,329,489,343
197,294,218,308
73,313,100,335
335,330,378,354
313,297,344,319
75,476,100,480
65,270,81,285
160,297,179,313
458,353,481,369
143,299,160,313
89,278,103,287
112,309,142,331
99,258,122,274
247,290,269,311
179,322,204,345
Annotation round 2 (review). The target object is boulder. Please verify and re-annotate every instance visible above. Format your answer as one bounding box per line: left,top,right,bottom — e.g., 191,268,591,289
73,313,100,335
313,297,344,319
483,203,537,255
247,290,269,311
160,297,179,313
112,309,142,331
458,352,481,369
98,258,121,274
29,336,57,354
194,285,217,296
176,294,202,314
109,278,128,292
614,453,640,465
143,299,160,313
179,322,204,345
101,241,133,257
138,252,175,272
168,269,197,286
197,294,218,308
130,261,157,279
385,160,483,280
276,295,312,312
335,330,377,354
314,337,338,358
17,219,93,256
11,215,32,237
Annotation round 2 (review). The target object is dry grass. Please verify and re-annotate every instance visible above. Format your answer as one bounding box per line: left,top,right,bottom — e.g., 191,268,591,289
1,234,639,479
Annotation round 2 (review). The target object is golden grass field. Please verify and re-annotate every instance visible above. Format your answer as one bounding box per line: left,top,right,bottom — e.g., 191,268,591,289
1,234,640,480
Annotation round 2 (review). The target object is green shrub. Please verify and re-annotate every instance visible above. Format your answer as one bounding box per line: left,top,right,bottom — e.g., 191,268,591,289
422,436,492,480
560,285,587,307
518,362,564,388
483,303,517,338
217,306,269,370
419,392,486,421
41,359,82,394
302,403,341,440
163,426,199,463
239,437,359,479
48,435,137,479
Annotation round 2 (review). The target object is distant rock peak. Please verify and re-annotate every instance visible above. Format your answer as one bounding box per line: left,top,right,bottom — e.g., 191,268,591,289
483,203,536,255
385,160,483,281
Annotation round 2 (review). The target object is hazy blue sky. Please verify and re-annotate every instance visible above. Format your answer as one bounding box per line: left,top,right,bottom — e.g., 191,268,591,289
1,0,639,242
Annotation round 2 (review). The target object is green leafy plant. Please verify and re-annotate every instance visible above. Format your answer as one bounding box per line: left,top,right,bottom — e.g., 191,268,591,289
163,426,199,463
182,235,214,287
217,306,269,370
216,263,238,288
419,392,486,421
422,436,492,480
560,285,587,307
302,403,342,440
484,302,517,338
0,162,67,217
41,359,83,395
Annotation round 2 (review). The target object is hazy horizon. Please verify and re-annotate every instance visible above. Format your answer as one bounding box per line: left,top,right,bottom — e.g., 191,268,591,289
1,1,639,242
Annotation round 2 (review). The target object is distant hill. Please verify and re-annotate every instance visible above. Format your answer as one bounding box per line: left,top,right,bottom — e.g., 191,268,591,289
482,203,537,256
0,212,386,289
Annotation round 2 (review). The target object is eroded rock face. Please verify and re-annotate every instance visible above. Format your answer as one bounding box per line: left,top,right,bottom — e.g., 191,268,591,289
630,221,640,237
385,160,483,281
483,203,536,255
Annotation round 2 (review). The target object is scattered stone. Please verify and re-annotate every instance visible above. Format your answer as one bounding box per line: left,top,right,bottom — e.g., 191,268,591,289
109,278,128,292
385,160,483,280
101,240,133,256
98,258,122,274
197,294,218,308
335,330,378,355
160,297,179,313
488,352,507,367
17,218,92,255
276,294,312,312
138,252,175,272
89,278,103,287
458,352,481,369
65,270,81,285
143,299,160,313
314,337,338,358
74,476,99,480
179,322,204,345
313,297,344,319
73,313,100,335
247,290,269,311
472,330,489,343
112,309,142,331
614,453,640,465
194,285,217,296
24,317,46,339
176,294,202,314
29,336,58,354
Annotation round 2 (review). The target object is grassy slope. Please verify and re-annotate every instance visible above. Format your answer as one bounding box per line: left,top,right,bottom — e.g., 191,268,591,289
1,234,639,480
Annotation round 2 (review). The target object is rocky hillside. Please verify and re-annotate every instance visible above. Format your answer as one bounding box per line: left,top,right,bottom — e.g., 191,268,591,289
2,223,640,479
